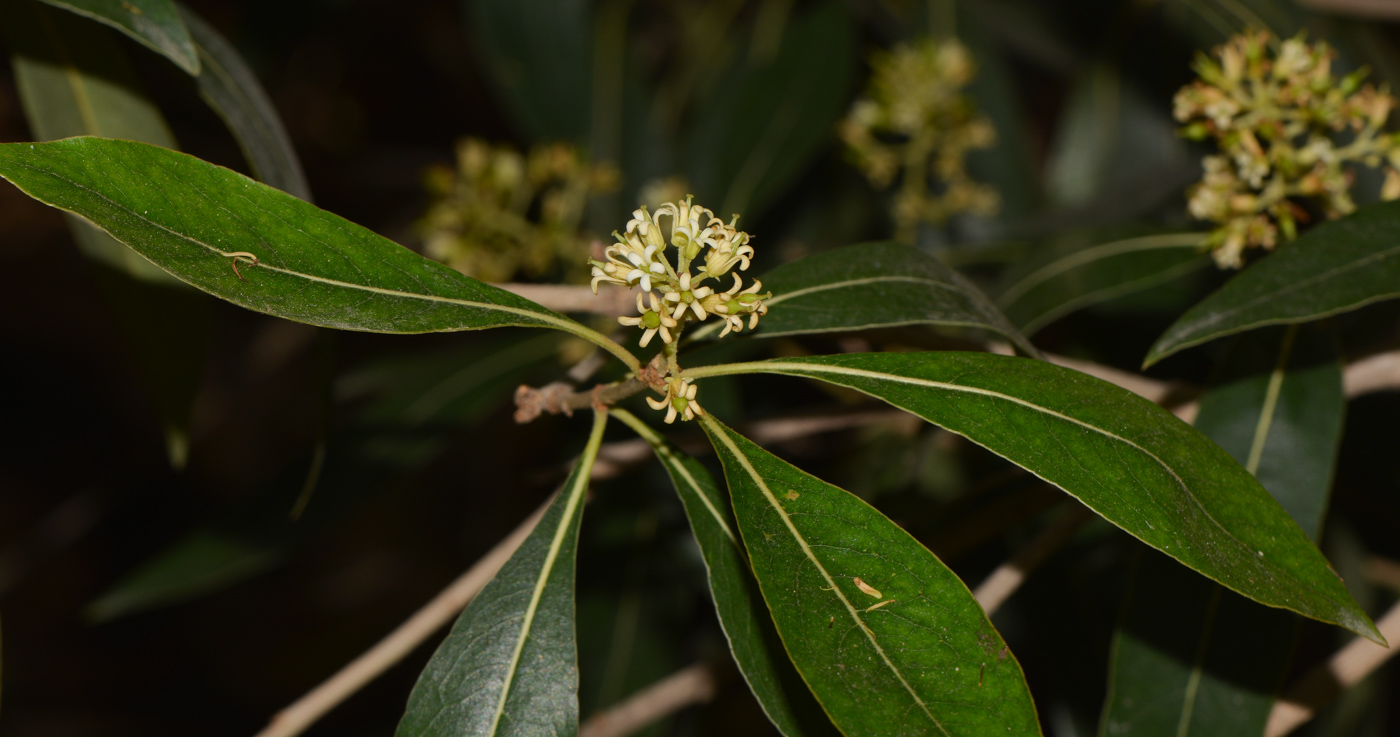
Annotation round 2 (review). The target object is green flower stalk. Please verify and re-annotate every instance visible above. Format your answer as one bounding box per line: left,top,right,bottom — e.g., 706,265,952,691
840,37,999,243
419,138,617,281
590,196,771,422
1177,30,1400,268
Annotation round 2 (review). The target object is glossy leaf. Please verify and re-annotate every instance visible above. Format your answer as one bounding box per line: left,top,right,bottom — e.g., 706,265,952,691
996,232,1208,335
0,138,625,355
686,0,855,220
690,242,1039,356
397,411,606,737
1146,201,1400,366
613,410,836,737
177,4,311,201
37,0,196,74
700,414,1041,737
465,0,591,144
690,352,1380,642
1103,326,1345,737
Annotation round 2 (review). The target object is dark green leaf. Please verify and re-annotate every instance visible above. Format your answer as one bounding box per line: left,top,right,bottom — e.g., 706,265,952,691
397,411,607,737
996,232,1208,335
465,0,592,144
689,352,1380,642
686,0,855,220
1146,201,1400,367
1102,326,1345,737
176,4,311,201
86,531,280,622
700,415,1041,737
37,0,197,74
613,410,836,737
0,138,626,356
689,242,1039,357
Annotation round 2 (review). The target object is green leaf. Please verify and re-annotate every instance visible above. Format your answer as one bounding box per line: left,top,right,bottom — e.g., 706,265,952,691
37,0,197,74
1102,326,1346,737
0,138,629,361
465,0,592,144
1146,201,1400,367
689,242,1039,357
996,232,1208,335
176,4,311,201
688,352,1381,642
613,410,837,737
699,414,1041,737
86,531,280,622
686,0,856,220
397,411,607,737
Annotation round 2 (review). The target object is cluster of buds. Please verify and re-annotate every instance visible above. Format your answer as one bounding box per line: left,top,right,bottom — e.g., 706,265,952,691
1176,30,1400,268
419,138,618,282
590,196,771,422
840,38,999,243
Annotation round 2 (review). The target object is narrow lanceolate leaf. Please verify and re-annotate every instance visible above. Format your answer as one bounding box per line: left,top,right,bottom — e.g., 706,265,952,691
691,242,1038,356
690,352,1381,642
995,232,1207,335
613,410,837,737
1102,326,1346,737
176,4,311,201
1146,201,1400,367
397,411,607,737
86,531,280,622
700,415,1041,737
0,138,614,345
37,0,197,74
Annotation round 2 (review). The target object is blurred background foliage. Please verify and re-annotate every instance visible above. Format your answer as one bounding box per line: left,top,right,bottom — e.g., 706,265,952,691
1,0,1399,735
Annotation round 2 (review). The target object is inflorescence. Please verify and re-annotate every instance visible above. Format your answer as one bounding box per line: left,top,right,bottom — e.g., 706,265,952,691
420,138,617,282
1176,30,1400,268
840,38,999,243
589,197,770,422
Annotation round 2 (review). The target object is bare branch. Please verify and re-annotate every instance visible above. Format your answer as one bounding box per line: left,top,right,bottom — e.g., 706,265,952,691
495,283,638,315
579,663,718,737
1265,598,1400,737
974,501,1095,615
251,499,552,737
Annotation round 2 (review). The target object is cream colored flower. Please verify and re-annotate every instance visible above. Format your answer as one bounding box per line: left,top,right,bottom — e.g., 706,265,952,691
617,292,678,347
646,377,704,423
662,272,714,321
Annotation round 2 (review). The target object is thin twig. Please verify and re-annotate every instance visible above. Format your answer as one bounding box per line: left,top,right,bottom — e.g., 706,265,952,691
973,501,1096,615
495,283,638,315
1265,598,1400,737
251,498,552,737
579,662,718,737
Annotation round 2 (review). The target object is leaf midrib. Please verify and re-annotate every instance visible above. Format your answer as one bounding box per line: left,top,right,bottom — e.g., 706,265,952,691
703,414,948,736
697,359,1313,600
0,153,570,330
998,233,1204,309
481,411,606,735
1168,241,1400,340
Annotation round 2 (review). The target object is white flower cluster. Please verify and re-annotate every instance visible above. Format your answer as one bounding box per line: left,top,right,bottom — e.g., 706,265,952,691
588,196,771,422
